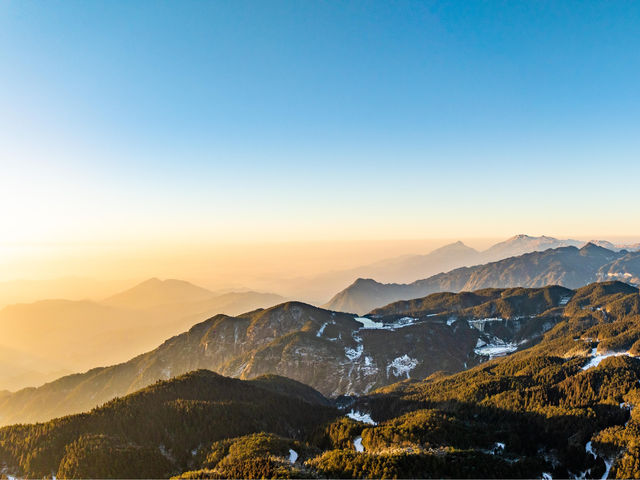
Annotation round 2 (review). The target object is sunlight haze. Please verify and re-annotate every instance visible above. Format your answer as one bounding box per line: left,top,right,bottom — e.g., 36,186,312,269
2,3,640,477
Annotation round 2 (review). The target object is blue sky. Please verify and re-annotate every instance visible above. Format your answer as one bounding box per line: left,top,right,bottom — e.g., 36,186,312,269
1,0,639,248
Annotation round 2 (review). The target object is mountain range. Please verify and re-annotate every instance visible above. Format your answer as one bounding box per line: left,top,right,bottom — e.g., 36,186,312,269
262,234,638,303
2,280,640,478
324,243,640,314
0,278,284,391
0,282,611,426
2,236,638,393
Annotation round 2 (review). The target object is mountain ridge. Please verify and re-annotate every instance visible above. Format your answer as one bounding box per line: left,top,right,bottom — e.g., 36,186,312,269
323,244,640,314
0,370,338,478
0,283,621,426
104,277,217,309
0,279,285,391
2,281,640,478
260,234,606,302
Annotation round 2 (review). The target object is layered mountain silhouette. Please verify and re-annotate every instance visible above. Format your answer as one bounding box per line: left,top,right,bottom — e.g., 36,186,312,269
0,278,284,391
2,281,640,478
0,344,70,392
0,283,600,426
590,239,640,251
104,277,217,309
344,240,481,284
481,234,583,261
2,236,638,393
323,243,640,314
268,234,635,302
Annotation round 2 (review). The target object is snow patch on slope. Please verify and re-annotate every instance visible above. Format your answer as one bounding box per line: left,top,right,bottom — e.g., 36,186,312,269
475,340,518,359
316,322,329,337
354,436,364,452
288,449,298,463
474,335,519,359
354,316,418,331
346,410,377,425
582,347,633,371
468,317,503,332
345,344,364,361
387,354,418,378
361,356,379,375
585,441,613,480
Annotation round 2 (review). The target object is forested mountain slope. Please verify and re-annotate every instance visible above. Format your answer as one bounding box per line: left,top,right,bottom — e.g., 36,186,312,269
0,284,604,426
2,282,640,478
0,371,337,479
340,282,640,479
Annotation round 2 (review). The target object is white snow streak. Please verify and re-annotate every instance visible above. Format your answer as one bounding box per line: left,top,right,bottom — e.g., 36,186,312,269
559,296,571,305
354,316,418,331
468,318,503,331
586,441,613,480
317,322,328,337
354,317,386,329
474,337,518,359
582,348,632,371
602,459,613,480
288,449,298,463
345,344,364,361
354,436,364,452
346,410,377,425
387,354,418,378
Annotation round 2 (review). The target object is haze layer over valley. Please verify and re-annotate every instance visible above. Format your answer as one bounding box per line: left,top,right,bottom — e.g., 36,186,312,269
2,235,639,392
0,278,284,391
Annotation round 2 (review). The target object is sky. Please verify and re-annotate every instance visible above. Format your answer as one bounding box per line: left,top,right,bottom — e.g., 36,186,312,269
1,0,640,284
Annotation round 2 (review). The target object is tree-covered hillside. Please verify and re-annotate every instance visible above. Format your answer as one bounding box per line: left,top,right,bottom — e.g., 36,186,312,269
2,281,640,478
0,286,578,425
0,371,337,478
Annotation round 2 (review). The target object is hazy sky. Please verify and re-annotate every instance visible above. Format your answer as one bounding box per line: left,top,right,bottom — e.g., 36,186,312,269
1,1,639,282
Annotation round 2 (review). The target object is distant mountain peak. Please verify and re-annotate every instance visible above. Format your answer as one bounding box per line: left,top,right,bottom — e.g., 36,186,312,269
140,276,162,284
580,241,609,250
588,239,640,252
352,278,382,287
324,241,640,314
508,234,556,243
444,240,474,249
428,241,477,256
104,277,216,309
579,242,614,255
137,277,194,287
